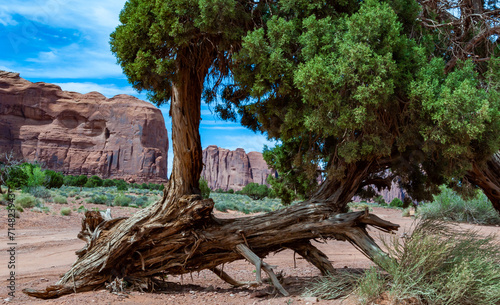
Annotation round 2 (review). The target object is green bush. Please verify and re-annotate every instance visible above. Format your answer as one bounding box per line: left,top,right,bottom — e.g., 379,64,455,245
53,195,67,204
374,195,386,205
115,179,129,191
87,194,109,205
113,193,133,207
103,179,116,187
419,185,500,225
3,164,28,191
60,207,72,216
25,186,52,199
43,170,64,188
199,178,210,199
241,183,270,200
85,175,103,188
14,194,37,208
389,197,404,208
21,163,45,187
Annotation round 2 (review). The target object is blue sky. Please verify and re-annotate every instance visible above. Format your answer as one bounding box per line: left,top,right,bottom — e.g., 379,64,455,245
0,0,276,177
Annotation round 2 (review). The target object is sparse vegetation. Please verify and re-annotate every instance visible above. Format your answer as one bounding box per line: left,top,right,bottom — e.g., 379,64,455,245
199,178,210,199
306,219,500,304
419,185,500,225
60,207,72,216
210,193,283,214
53,195,68,204
14,194,37,208
389,197,404,208
113,193,133,207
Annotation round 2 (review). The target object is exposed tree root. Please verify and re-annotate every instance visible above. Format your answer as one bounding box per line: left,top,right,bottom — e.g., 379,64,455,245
23,191,399,299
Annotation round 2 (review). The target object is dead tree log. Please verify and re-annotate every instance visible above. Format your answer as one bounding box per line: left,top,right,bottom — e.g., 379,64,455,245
23,191,398,299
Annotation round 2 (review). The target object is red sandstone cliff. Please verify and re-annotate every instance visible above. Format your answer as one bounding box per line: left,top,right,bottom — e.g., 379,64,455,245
0,71,168,182
201,145,275,191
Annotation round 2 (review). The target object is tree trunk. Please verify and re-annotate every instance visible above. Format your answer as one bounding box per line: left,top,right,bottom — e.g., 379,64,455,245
23,197,398,299
466,151,500,214
22,48,400,299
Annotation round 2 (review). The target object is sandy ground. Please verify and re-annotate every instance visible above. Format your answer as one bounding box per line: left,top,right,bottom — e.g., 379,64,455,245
0,201,498,305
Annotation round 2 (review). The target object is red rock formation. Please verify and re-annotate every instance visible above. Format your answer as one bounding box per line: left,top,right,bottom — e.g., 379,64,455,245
201,145,275,191
0,71,168,182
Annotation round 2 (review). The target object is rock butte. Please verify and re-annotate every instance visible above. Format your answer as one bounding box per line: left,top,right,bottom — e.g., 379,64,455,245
201,145,276,191
0,71,168,183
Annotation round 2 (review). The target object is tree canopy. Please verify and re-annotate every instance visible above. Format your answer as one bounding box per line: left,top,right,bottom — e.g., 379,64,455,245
219,0,500,207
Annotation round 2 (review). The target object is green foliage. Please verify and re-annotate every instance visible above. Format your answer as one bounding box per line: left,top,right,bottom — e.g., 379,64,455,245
110,0,253,105
225,0,500,204
199,178,211,199
240,182,271,200
113,193,133,207
64,175,89,188
87,194,109,205
60,207,72,216
2,164,28,191
14,194,37,208
115,179,129,191
374,195,386,206
21,163,45,188
85,175,103,188
102,179,116,187
419,185,500,225
263,143,319,204
53,195,67,204
389,197,404,208
43,170,64,189
211,193,282,214
24,186,52,200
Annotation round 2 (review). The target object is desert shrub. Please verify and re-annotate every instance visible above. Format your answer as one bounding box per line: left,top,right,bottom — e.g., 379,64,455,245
53,195,67,204
303,270,363,300
85,175,103,188
241,183,271,200
115,179,129,191
25,186,52,200
199,178,210,199
60,207,71,216
87,194,109,205
373,195,386,205
102,179,116,187
77,205,87,213
389,197,404,208
211,193,282,214
114,193,132,207
21,163,45,187
419,185,500,225
3,164,28,191
14,194,37,208
307,219,500,304
135,196,149,207
43,170,64,188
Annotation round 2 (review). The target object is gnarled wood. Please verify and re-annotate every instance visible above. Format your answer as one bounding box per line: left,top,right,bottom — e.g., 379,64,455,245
24,193,398,299
466,152,500,214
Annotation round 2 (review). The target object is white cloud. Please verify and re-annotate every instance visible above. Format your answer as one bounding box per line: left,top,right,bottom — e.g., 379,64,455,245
53,81,141,98
0,1,127,79
220,135,277,153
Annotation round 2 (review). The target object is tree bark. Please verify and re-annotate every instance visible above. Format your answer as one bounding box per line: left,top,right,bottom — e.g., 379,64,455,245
466,151,500,214
23,196,398,299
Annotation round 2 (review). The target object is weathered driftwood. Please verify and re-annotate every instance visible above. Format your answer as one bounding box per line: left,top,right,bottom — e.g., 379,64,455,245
23,189,398,299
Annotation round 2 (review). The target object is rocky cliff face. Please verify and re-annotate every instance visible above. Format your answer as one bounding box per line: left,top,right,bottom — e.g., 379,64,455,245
0,71,168,182
201,145,275,191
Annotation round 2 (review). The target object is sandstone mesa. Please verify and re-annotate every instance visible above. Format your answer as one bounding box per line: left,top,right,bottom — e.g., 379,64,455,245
0,71,168,183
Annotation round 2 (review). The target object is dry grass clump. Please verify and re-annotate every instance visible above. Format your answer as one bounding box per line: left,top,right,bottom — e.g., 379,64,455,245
305,219,500,304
